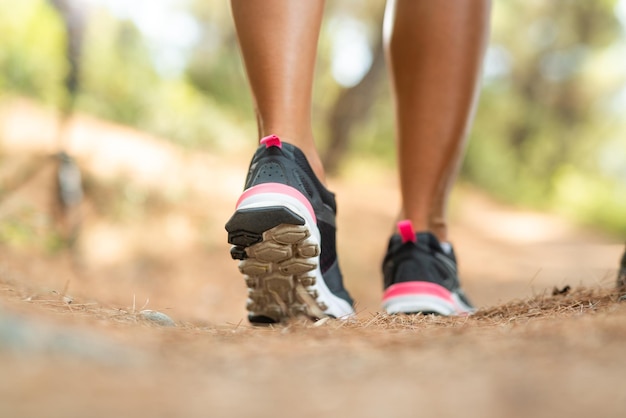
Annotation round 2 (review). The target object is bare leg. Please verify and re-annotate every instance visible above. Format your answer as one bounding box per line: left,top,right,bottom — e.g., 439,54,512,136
231,0,326,181
384,0,491,241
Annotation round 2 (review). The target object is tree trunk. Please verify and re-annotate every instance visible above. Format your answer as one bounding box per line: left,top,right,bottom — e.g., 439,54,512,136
322,40,386,175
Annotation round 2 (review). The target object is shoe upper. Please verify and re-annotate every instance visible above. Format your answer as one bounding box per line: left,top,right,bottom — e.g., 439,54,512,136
382,230,473,308
244,140,337,222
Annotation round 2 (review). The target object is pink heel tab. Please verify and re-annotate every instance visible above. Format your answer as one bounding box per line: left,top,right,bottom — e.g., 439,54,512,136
397,220,417,243
260,135,282,149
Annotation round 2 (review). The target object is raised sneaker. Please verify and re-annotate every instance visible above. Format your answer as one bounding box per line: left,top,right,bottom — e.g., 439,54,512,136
382,220,474,316
225,135,355,324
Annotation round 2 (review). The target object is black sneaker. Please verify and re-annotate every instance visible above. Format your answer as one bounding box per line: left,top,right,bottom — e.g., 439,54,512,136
382,220,474,315
225,135,355,323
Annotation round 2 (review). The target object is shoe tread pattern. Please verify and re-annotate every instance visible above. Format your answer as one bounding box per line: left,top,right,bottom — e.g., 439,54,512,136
240,224,327,323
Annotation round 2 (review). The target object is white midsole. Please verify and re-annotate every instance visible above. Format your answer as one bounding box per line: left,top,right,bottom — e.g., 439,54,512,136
383,294,473,316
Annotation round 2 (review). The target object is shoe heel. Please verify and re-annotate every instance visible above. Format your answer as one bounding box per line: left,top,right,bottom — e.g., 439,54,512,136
226,182,318,250
226,205,305,248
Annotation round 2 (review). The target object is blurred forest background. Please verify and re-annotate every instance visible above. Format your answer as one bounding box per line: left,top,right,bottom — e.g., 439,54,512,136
1,0,625,235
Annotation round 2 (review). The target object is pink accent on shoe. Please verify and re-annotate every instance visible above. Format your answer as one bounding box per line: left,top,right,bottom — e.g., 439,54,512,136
260,135,282,149
397,220,416,243
236,183,316,222
382,281,452,302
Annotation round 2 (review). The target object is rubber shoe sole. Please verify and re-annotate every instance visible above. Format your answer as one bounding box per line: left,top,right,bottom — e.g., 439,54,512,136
382,281,474,316
226,185,353,323
227,206,323,321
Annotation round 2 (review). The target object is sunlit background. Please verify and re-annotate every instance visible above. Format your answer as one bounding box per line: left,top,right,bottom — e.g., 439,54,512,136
1,0,626,236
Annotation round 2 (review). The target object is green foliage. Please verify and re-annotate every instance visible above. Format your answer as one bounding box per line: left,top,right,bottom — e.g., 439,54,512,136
0,0,67,104
0,215,35,247
185,38,253,120
76,5,254,150
463,0,626,234
77,14,159,125
0,207,64,254
184,0,253,121
552,166,626,234
1,0,625,235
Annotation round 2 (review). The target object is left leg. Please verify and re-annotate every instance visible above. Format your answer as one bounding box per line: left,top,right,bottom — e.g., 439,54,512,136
226,0,354,323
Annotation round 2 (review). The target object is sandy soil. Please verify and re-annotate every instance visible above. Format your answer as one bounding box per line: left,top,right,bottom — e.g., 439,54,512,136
1,99,625,418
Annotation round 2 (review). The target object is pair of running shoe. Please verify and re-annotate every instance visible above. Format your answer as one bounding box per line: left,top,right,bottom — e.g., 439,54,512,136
225,135,474,323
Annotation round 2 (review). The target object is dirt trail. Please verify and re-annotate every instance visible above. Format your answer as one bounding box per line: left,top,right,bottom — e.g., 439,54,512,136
1,99,625,418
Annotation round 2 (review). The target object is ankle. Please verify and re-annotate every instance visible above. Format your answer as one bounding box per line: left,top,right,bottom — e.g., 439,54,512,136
304,149,326,184
283,140,327,183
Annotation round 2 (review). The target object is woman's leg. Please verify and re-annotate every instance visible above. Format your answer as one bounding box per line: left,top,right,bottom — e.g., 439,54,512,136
230,0,326,180
384,0,491,241
227,1,354,323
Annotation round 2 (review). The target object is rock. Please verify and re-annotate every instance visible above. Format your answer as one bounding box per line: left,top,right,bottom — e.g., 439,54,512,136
139,310,175,327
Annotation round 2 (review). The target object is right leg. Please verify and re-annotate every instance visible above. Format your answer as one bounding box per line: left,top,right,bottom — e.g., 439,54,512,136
227,0,354,323
230,0,326,181
380,0,490,316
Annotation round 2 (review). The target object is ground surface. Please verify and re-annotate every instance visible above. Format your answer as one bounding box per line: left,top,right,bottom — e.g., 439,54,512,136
1,99,625,417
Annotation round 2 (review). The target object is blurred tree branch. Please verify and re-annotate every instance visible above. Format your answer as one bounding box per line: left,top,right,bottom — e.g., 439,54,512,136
322,39,385,175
